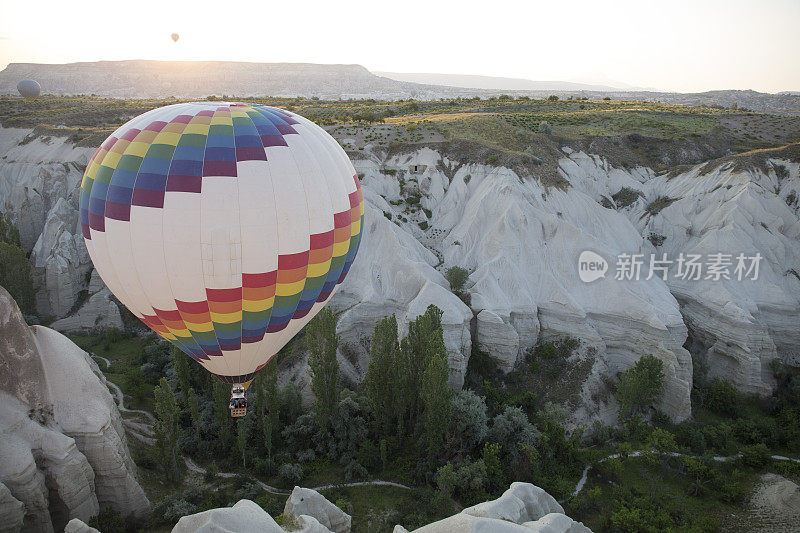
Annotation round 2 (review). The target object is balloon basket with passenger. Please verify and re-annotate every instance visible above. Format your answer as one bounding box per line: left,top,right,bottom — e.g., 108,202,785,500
229,383,247,417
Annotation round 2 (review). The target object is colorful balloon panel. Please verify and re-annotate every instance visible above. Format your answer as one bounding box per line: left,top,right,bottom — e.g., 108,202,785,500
79,102,363,382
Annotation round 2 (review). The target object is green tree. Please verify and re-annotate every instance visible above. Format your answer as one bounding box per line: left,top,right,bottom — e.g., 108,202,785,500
307,308,340,428
421,323,452,455
255,360,279,459
153,377,181,481
364,314,402,436
186,387,201,439
399,305,444,432
0,214,21,246
172,345,191,399
444,266,469,293
213,380,232,446
0,242,36,314
236,417,250,468
615,355,665,419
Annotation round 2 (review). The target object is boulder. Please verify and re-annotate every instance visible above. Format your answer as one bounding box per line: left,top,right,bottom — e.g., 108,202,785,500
396,482,591,533
283,486,351,533
172,499,283,533
64,519,101,533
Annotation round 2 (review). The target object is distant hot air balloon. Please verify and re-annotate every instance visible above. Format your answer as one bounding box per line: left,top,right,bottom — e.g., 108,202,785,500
79,102,364,417
17,79,41,99
171,33,179,43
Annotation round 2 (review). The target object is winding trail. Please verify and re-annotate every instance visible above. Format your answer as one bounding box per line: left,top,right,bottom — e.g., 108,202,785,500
566,450,800,502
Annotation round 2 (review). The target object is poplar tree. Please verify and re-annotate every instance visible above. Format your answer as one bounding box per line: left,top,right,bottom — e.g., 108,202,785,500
400,305,443,432
364,315,401,436
186,387,201,439
153,377,181,481
421,325,453,455
307,308,340,428
172,345,191,399
255,360,279,459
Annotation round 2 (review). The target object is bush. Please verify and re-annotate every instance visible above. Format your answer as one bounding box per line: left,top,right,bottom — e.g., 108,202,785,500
615,355,665,419
344,459,368,481
740,443,770,468
444,266,469,293
278,462,303,485
449,390,489,453
706,380,741,417
538,121,553,134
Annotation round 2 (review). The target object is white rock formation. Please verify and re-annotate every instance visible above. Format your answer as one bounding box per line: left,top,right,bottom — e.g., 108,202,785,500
64,518,100,533
50,271,122,332
336,148,695,422
172,499,284,533
0,286,149,532
29,197,93,317
0,482,25,533
395,482,591,532
284,486,352,533
0,129,95,317
632,157,800,394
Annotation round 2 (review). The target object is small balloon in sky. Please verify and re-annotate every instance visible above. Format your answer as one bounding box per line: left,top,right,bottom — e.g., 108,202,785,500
17,79,41,99
171,33,180,43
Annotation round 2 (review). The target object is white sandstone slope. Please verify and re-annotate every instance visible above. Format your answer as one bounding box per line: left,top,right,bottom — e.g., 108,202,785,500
0,286,149,532
556,147,800,395
633,158,800,394
0,129,95,316
334,148,694,422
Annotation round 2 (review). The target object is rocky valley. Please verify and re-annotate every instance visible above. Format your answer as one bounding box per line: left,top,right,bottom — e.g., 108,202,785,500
0,93,799,532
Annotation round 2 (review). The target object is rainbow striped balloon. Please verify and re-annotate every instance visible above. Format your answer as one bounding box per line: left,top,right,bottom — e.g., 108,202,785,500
79,102,363,383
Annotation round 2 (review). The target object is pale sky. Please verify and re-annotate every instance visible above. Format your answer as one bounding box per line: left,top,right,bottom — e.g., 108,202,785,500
0,0,798,93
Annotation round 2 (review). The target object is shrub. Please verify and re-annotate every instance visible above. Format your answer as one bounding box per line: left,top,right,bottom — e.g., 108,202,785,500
706,380,741,417
449,390,489,453
645,196,679,216
278,462,303,485
444,266,469,292
615,355,665,419
740,443,770,468
486,154,498,164
344,459,368,481
611,187,643,208
538,121,553,135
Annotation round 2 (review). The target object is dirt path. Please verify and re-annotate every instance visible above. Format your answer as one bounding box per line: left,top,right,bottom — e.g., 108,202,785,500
568,450,800,502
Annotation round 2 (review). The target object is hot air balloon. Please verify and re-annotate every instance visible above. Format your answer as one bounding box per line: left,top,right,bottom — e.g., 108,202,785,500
17,79,41,99
171,33,179,43
79,102,364,417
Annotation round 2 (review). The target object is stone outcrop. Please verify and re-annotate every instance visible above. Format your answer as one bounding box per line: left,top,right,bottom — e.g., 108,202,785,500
0,128,95,317
0,286,149,532
284,486,352,533
50,271,122,332
395,483,590,532
172,499,284,533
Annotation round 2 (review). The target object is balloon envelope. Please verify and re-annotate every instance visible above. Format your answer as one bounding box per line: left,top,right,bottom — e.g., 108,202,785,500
79,102,363,383
171,33,179,42
17,79,41,99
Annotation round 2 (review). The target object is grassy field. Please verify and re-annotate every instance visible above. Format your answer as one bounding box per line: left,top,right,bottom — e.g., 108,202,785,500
3,94,799,160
